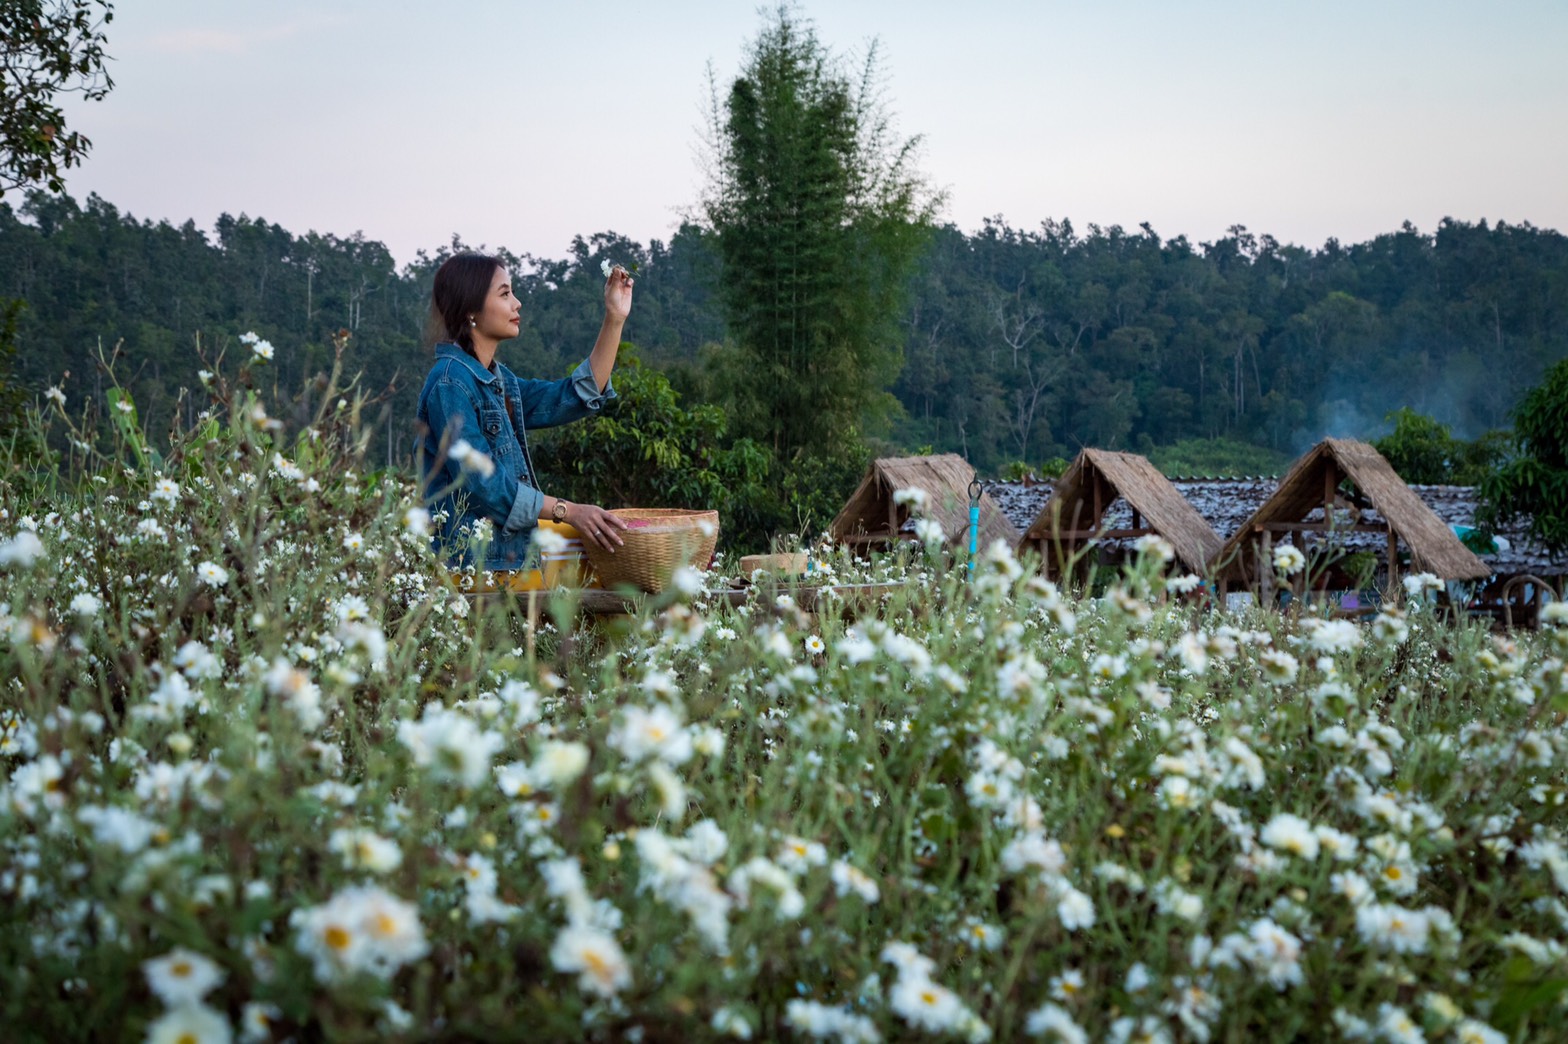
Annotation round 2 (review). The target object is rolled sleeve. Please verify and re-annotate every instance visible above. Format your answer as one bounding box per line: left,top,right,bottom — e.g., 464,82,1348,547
504,481,543,534
570,356,617,412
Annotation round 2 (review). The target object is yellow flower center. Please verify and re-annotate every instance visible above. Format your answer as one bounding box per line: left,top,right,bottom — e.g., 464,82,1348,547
170,960,192,978
584,949,612,982
325,925,352,951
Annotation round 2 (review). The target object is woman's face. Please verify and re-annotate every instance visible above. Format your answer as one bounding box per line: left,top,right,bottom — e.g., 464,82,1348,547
473,266,522,343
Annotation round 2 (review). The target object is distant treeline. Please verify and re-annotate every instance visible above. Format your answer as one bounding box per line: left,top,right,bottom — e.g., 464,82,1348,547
3,192,1566,475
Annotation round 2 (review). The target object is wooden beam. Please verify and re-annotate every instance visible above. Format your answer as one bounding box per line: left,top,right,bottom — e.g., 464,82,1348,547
1255,522,1389,534
1260,528,1274,605
571,582,909,615
1386,526,1401,604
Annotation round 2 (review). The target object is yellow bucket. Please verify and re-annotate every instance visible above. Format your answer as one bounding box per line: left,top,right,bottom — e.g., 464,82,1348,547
449,521,600,593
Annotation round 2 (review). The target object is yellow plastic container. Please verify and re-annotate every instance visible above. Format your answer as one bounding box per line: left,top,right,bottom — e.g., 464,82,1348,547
449,521,600,593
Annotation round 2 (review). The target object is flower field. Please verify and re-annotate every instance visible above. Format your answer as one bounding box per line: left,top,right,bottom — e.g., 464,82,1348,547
4,371,1568,1042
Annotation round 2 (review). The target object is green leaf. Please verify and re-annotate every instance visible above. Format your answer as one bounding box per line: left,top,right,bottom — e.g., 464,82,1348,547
106,387,149,472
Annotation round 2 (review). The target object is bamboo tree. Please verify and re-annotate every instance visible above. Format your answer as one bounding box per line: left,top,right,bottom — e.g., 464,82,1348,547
699,5,940,498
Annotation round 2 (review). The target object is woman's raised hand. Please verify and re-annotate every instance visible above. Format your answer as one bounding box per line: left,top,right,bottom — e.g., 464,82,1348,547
567,502,629,553
604,265,634,322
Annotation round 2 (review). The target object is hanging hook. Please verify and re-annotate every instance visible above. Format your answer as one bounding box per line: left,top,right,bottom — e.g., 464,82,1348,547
968,473,982,572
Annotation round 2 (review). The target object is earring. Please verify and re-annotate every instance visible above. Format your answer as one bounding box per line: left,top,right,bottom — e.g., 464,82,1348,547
469,316,476,327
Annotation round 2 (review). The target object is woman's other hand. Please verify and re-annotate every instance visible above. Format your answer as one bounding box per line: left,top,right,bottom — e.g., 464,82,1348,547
567,503,629,553
604,265,634,322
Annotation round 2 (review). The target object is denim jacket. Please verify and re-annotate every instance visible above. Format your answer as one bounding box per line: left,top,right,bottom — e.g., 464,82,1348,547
415,342,615,570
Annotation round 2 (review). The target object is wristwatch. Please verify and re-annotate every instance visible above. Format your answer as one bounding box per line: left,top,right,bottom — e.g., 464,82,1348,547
551,499,570,524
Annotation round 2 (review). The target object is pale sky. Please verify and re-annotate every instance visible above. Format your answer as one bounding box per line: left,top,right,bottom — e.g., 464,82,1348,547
52,0,1568,267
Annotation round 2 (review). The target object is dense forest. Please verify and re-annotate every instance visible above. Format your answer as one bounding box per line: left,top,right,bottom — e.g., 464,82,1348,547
3,191,1567,479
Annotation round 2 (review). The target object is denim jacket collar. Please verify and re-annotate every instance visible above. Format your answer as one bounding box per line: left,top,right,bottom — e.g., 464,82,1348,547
434,341,505,388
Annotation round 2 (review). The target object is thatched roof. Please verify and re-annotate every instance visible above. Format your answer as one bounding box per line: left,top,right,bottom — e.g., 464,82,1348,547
1021,449,1224,573
1215,438,1490,582
829,454,1019,550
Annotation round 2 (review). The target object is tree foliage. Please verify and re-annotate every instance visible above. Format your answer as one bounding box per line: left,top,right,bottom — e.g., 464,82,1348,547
1373,408,1459,484
698,5,938,530
1372,407,1507,486
892,218,1568,475
0,298,32,459
4,193,1568,536
1477,357,1568,553
0,0,115,197
1146,438,1292,479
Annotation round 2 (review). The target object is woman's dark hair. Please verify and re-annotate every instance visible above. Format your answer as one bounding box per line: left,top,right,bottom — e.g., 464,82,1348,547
427,252,504,354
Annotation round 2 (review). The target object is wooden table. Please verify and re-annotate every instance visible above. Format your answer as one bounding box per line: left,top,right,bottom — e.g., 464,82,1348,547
470,581,910,657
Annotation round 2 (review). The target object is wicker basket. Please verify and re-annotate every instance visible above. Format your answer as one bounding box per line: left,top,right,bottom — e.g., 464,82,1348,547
582,508,720,593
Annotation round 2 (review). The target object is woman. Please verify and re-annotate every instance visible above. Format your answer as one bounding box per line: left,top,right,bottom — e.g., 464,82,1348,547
416,252,631,576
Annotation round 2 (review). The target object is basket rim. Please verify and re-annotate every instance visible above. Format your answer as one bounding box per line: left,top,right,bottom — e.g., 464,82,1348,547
606,507,719,519
603,508,719,537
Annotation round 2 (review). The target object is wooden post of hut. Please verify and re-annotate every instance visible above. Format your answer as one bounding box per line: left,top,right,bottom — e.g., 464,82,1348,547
1211,438,1489,610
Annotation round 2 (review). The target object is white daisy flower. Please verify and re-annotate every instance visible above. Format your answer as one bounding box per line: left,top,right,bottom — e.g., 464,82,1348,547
1272,543,1306,576
143,947,226,1007
550,923,632,997
1260,813,1320,860
145,1004,232,1044
196,561,230,586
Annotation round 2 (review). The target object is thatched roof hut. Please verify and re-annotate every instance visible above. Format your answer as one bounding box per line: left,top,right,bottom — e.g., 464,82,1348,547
1022,449,1224,578
1215,438,1490,596
830,454,1019,551
990,475,1561,579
